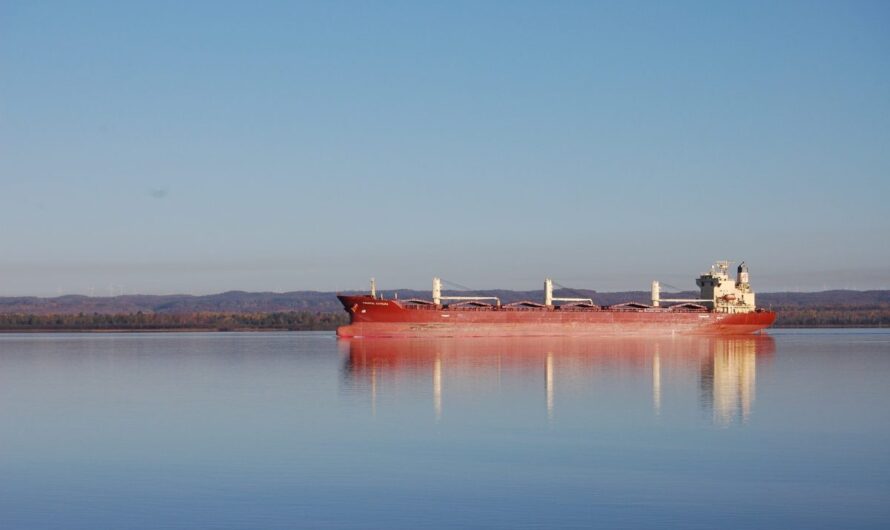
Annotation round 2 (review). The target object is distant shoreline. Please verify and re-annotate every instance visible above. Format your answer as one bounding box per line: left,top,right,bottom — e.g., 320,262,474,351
0,327,312,333
0,323,885,333
0,292,887,331
0,327,884,333
1,289,887,318
0,311,348,333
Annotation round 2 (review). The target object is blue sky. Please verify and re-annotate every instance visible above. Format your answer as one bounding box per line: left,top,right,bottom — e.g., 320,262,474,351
1,0,888,295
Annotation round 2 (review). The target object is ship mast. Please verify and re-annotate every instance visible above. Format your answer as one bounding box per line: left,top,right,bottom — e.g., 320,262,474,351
543,278,593,307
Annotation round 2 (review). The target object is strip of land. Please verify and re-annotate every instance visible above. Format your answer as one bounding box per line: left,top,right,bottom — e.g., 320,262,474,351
0,289,886,331
0,312,347,332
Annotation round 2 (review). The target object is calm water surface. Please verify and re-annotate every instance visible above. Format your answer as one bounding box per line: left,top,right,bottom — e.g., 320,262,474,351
0,330,888,529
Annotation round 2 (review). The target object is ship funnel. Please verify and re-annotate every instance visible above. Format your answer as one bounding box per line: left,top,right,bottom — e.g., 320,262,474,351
737,262,749,286
432,277,442,306
651,280,660,307
370,278,376,299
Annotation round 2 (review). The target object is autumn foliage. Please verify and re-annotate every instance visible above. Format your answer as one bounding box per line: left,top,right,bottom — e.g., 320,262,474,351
0,311,348,332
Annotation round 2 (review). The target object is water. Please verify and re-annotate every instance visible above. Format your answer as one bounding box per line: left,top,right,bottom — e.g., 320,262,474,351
0,330,888,529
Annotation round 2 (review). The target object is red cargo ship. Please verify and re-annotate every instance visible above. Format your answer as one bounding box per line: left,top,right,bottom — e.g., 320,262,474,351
337,261,776,338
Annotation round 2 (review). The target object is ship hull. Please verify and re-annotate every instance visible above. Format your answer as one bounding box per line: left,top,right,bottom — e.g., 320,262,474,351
336,295,776,338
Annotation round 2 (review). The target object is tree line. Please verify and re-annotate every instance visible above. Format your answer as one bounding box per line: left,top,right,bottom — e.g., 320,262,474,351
0,306,885,331
0,311,349,332
773,306,889,328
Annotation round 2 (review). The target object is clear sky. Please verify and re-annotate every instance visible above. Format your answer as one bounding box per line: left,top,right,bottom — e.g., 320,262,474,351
1,0,888,296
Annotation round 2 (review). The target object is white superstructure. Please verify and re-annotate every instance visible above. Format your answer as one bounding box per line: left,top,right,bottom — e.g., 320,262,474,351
651,261,759,313
695,261,757,313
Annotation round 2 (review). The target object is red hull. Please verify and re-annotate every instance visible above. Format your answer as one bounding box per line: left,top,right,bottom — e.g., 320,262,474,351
336,295,777,338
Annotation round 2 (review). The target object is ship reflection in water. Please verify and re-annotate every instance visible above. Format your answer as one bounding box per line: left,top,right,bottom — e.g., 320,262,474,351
700,338,766,425
341,335,775,426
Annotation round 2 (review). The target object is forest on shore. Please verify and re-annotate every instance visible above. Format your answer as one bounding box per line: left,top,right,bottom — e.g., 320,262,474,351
0,305,885,331
771,306,889,327
0,311,348,332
